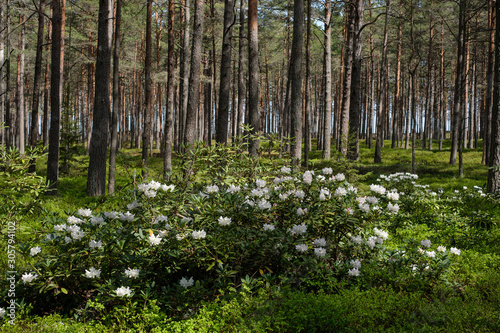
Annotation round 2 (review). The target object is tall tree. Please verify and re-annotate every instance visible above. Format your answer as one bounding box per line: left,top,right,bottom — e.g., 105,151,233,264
142,0,153,177
46,0,66,195
304,0,312,167
29,0,46,173
488,0,500,193
184,0,205,146
16,13,26,155
237,0,245,139
87,0,113,196
178,0,190,151
163,0,175,177
0,0,4,146
248,0,259,156
289,0,304,164
109,0,122,194
322,0,332,160
347,0,364,160
216,0,235,144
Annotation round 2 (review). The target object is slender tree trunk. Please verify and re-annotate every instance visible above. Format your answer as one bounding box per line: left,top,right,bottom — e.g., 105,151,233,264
16,14,26,155
178,0,190,151
142,0,153,177
0,0,4,146
28,0,45,172
248,0,259,157
46,0,65,195
87,0,113,196
108,0,121,194
488,0,500,192
322,0,332,159
304,0,312,167
216,0,234,144
348,0,364,160
184,0,205,146
392,17,402,148
484,0,495,165
237,0,245,139
340,5,352,156
4,3,11,148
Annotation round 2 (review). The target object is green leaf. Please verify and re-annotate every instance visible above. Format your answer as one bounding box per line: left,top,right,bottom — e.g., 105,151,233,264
60,287,68,294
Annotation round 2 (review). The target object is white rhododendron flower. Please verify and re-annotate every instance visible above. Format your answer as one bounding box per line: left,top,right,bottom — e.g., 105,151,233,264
288,223,307,235
115,286,132,297
67,216,83,225
295,244,308,252
255,179,266,188
313,238,327,247
192,230,207,239
373,228,389,241
359,203,370,213
127,200,141,210
54,224,67,231
103,211,119,219
78,208,92,217
303,171,313,185
420,239,431,248
387,203,400,213
182,216,193,224
426,251,436,258
314,247,327,257
65,237,72,244
263,224,275,231
280,166,291,174
366,196,378,204
119,211,135,222
322,167,333,175
294,190,306,199
218,216,232,226
258,199,272,210
176,234,186,241
144,189,157,198
149,234,162,245
366,236,377,249
370,184,386,195
89,240,103,249
296,208,308,216
180,277,194,288
335,173,346,181
387,192,400,201
21,272,38,284
30,246,41,256
71,230,85,241
227,185,241,193
351,235,363,244
319,188,330,201
154,215,168,224
450,247,461,255
125,268,140,279
348,268,360,277
437,245,446,252
161,184,175,192
350,259,362,269
85,267,101,278
0,308,6,317
334,187,347,197
91,216,104,226
206,185,219,193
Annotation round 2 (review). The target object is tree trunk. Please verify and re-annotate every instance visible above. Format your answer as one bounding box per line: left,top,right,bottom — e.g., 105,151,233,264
304,0,312,167
87,0,113,196
322,0,332,159
216,0,234,144
108,0,121,194
162,0,175,178
237,0,245,139
178,0,190,151
289,0,304,164
340,5,352,156
16,14,26,155
46,0,65,195
348,0,364,160
184,0,205,146
142,0,153,177
248,0,259,157
484,0,494,165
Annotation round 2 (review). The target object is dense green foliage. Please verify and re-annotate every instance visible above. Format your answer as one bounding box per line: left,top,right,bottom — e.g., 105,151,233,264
1,141,499,332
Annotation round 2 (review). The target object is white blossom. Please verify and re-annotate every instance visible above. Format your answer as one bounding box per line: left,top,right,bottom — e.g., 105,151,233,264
115,286,132,297
125,268,140,279
85,267,101,278
182,216,193,224
350,259,362,269
373,228,389,241
420,239,432,248
303,171,313,185
348,268,360,277
91,216,104,226
370,184,386,195
450,247,461,255
387,203,400,213
67,216,83,225
313,238,327,247
192,230,207,239
0,308,6,317
296,208,308,216
437,245,446,252
334,187,347,197
426,251,436,258
280,166,291,174
161,184,175,192
366,236,377,249
257,199,272,210
54,224,67,232
366,196,378,205
104,211,119,219
218,216,232,226
89,240,103,249
144,189,157,198
351,235,363,244
294,190,306,199
30,246,41,256
335,173,346,181
21,272,38,284
314,247,327,257
180,277,194,288
263,223,276,231
154,215,169,224
206,185,219,194
119,211,135,222
255,179,267,188
78,208,92,217
359,203,370,213
295,244,308,252
387,192,400,201
149,234,162,246
322,167,333,175
288,223,307,235
127,201,141,210
71,230,85,241
227,185,241,193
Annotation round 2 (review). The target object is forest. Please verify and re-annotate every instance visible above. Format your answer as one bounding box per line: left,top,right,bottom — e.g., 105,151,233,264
2,1,500,331
0,0,499,196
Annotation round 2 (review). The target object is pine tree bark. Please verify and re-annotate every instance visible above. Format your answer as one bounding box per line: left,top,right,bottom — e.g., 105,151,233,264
178,0,190,151
237,0,245,139
248,0,259,157
162,0,175,177
142,0,153,176
16,14,26,155
46,0,65,195
108,0,121,194
216,0,235,144
184,0,205,147
322,0,332,159
87,0,113,196
289,0,304,164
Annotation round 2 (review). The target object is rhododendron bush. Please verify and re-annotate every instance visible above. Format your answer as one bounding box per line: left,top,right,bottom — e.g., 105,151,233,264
3,162,478,320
